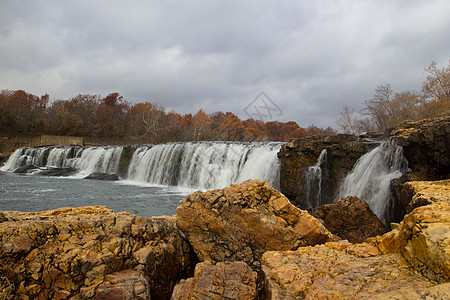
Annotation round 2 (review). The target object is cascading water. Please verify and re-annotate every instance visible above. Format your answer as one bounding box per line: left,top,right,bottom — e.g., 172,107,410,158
337,138,408,224
126,142,281,189
1,142,282,190
304,149,327,210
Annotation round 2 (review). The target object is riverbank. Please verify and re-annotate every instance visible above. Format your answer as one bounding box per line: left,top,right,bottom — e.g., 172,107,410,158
1,178,448,299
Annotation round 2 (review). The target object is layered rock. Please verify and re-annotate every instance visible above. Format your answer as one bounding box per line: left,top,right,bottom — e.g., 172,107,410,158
171,261,258,300
277,134,376,210
0,206,195,299
262,241,437,299
176,179,337,269
370,179,450,283
313,196,387,243
391,116,450,180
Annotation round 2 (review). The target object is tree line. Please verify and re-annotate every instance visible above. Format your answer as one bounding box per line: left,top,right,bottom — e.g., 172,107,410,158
337,61,450,135
0,90,334,143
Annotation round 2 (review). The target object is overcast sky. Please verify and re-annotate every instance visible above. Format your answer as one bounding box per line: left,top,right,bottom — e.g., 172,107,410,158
1,1,449,128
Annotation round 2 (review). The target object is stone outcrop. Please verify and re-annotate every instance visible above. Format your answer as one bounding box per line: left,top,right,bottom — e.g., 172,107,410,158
171,261,258,300
369,179,450,283
262,241,438,299
313,196,387,243
277,134,376,210
392,116,450,180
0,206,195,299
176,179,337,270
84,172,120,181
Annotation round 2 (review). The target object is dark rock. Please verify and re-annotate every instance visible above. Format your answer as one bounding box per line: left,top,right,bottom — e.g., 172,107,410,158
13,164,39,173
84,172,120,181
35,167,78,177
0,212,8,223
277,135,377,210
391,116,450,180
313,196,387,243
118,145,137,178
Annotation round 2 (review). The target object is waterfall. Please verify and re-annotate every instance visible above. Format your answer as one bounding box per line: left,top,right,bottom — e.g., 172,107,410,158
0,147,52,171
64,147,124,175
337,138,408,224
304,149,327,210
126,142,281,189
1,142,281,190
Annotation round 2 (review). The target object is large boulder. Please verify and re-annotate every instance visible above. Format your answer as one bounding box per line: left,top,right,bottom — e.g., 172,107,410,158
369,179,450,283
171,261,258,300
262,241,438,299
0,206,195,299
176,179,337,270
277,134,376,210
313,196,387,243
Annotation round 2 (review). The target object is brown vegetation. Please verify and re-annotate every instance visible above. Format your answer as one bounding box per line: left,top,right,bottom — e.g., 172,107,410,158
0,91,334,143
337,61,450,134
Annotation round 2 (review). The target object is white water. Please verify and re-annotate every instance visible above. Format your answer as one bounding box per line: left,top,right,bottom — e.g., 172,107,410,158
126,142,281,189
304,149,327,209
337,138,408,224
2,142,282,190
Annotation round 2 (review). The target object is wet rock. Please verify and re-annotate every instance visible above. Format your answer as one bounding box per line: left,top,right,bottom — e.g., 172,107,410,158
277,134,375,210
171,261,258,300
84,172,120,181
370,179,450,283
313,196,387,243
391,116,450,180
0,206,195,299
176,179,337,270
262,241,436,299
35,167,78,177
12,164,39,173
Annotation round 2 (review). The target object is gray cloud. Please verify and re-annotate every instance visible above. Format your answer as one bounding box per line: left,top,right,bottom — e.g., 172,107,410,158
1,0,449,129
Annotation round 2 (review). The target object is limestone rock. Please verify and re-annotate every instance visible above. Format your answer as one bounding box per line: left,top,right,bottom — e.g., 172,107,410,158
397,179,450,213
313,196,387,243
370,179,450,283
0,206,195,299
176,179,337,269
171,261,258,300
262,241,435,299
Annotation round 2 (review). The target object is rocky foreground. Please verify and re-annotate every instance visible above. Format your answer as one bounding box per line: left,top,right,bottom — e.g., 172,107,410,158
1,178,449,299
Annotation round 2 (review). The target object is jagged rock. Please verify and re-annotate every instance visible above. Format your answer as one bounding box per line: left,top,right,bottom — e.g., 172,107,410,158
171,261,258,300
277,134,376,210
396,179,450,213
84,172,120,181
370,179,450,283
262,241,436,299
176,179,337,270
0,206,195,299
391,116,450,180
313,196,387,243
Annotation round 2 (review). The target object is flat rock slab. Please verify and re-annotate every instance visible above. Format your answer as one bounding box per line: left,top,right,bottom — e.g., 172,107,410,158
262,241,438,299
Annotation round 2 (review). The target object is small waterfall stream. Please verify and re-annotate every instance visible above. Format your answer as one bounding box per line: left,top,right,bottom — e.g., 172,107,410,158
304,149,327,210
337,138,408,224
